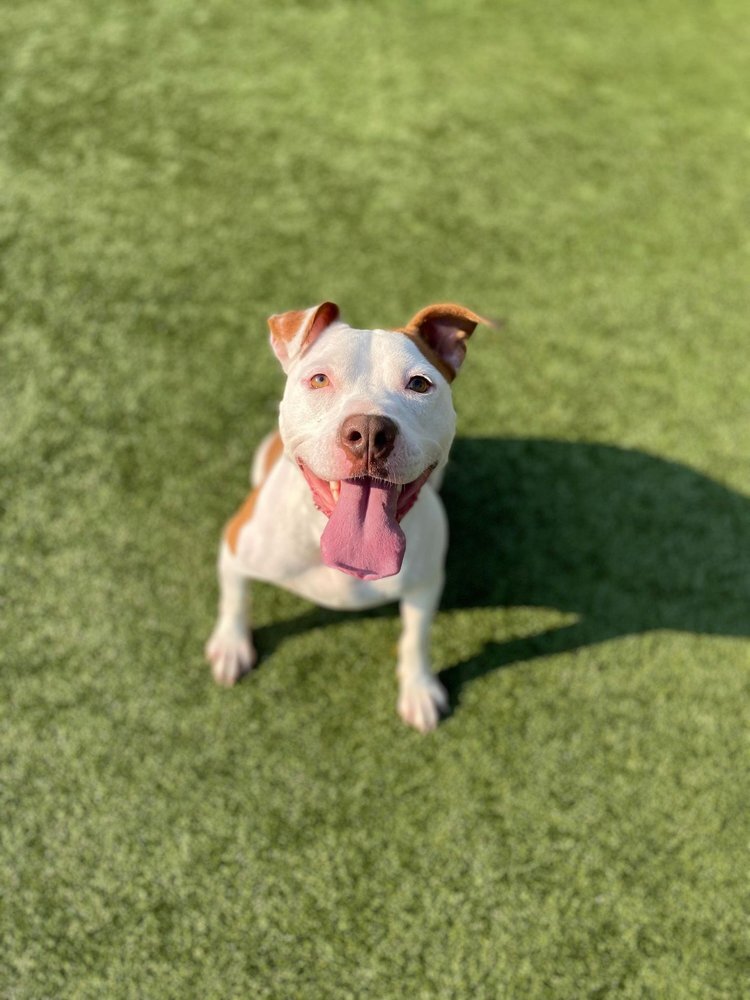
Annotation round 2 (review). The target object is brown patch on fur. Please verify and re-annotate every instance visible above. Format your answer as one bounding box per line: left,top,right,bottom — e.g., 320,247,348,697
225,433,286,554
260,431,284,481
401,303,489,379
268,302,340,365
397,329,457,383
267,308,306,345
225,490,260,555
406,302,488,336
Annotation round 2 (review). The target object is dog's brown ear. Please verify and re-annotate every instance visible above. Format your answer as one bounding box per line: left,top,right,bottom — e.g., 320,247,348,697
404,303,490,377
268,302,340,370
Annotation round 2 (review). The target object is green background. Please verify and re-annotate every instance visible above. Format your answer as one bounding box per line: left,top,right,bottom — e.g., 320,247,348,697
2,1,749,996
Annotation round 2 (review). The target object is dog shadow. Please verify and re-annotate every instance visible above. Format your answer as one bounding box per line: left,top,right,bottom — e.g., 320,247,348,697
439,437,750,705
253,437,750,708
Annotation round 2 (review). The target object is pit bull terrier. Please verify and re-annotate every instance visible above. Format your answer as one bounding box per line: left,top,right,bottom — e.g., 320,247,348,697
205,302,488,732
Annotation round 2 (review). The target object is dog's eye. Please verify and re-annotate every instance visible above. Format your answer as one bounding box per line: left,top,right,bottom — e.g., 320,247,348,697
309,374,330,389
406,375,432,394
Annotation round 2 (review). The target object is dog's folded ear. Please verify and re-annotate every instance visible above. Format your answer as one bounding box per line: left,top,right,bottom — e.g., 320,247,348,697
404,303,491,377
268,302,340,370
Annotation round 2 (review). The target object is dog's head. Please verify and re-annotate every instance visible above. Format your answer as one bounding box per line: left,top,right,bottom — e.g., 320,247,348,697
269,302,488,581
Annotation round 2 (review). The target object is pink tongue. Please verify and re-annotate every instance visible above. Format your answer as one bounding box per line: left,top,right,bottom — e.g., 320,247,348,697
320,478,405,580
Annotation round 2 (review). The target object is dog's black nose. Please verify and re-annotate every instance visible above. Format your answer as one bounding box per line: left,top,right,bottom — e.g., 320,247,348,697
340,414,398,468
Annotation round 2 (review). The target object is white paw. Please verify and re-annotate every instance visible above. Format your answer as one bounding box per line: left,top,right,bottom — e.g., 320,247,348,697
205,625,256,687
397,675,448,733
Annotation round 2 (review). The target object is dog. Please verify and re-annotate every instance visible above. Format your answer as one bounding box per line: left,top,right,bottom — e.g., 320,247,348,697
205,302,489,731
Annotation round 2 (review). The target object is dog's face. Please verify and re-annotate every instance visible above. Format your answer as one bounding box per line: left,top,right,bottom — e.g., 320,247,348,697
281,324,455,487
269,302,486,580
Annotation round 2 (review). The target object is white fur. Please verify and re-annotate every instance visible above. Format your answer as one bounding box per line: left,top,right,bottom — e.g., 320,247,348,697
206,320,457,732
279,325,456,485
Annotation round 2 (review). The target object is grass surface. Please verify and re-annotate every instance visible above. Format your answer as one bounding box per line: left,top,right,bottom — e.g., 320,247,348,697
2,1,750,997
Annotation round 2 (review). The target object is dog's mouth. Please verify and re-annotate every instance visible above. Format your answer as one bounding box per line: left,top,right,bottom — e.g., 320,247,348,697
298,462,435,581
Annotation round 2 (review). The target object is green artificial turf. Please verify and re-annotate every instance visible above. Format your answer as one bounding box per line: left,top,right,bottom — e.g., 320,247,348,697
2,1,750,996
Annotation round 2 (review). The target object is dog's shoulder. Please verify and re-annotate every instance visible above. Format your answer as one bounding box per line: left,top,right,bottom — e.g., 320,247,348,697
225,431,286,555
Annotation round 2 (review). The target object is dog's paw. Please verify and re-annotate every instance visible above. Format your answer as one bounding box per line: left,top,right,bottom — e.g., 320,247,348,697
204,625,256,686
397,675,448,733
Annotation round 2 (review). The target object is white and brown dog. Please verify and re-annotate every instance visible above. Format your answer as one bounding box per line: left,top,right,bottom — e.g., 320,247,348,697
206,302,488,732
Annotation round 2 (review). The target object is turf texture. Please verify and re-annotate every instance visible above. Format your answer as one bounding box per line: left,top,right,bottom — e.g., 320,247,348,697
2,1,750,997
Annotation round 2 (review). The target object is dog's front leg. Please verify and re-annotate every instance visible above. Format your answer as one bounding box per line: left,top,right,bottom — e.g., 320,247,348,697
397,576,448,733
205,540,256,686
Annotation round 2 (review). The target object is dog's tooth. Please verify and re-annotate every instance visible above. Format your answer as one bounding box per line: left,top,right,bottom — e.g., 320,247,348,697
329,481,340,502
